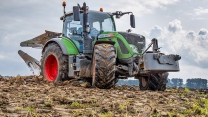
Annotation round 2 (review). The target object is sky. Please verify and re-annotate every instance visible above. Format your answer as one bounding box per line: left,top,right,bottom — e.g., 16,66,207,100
0,0,208,80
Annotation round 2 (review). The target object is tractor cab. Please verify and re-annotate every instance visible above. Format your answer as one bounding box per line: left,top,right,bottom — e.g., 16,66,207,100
61,10,116,52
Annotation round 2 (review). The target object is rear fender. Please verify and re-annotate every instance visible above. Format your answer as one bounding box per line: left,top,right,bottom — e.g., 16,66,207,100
42,38,79,55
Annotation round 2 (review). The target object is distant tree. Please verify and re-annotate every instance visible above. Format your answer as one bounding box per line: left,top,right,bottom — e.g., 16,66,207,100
186,78,207,89
167,78,172,87
171,78,183,87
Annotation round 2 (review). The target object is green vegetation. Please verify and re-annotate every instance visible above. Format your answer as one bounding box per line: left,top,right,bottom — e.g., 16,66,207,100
184,88,190,93
23,107,34,112
44,102,52,107
180,93,184,97
181,99,208,115
98,112,113,117
167,112,172,117
22,107,38,117
119,105,127,111
70,101,82,108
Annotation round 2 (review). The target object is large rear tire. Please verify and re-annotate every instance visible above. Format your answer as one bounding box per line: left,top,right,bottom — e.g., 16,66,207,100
139,72,168,91
92,44,117,89
41,43,68,82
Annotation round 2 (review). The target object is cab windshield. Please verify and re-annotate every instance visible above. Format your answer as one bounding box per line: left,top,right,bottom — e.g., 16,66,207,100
63,10,115,40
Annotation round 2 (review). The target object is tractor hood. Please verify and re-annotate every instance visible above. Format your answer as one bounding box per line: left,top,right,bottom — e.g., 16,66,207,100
118,32,146,53
98,31,146,54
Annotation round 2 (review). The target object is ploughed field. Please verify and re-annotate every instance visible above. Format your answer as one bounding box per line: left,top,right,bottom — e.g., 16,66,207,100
0,76,208,117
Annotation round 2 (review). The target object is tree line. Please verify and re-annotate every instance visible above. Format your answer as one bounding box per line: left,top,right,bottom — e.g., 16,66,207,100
167,78,208,89
117,78,208,89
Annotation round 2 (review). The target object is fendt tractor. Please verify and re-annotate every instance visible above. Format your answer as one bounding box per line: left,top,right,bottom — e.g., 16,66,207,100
18,2,181,91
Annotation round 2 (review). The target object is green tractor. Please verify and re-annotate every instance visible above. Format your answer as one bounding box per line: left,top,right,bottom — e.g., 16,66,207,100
18,2,181,91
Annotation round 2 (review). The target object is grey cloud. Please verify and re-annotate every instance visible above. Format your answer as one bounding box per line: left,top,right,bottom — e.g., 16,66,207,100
198,28,208,35
168,19,182,33
186,31,196,40
194,7,208,16
149,25,162,39
197,28,208,48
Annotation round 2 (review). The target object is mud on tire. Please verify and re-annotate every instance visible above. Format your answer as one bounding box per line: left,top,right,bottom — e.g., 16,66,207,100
92,44,117,89
139,72,169,91
41,43,68,82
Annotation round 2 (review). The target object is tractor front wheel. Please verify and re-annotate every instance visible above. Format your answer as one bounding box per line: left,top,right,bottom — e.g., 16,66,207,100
41,43,68,82
92,44,117,89
138,72,168,91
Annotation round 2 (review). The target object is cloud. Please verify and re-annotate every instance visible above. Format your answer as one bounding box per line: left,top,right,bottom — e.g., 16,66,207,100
194,7,208,16
168,19,182,33
141,0,179,8
109,0,180,18
186,31,196,40
198,28,208,35
149,25,162,39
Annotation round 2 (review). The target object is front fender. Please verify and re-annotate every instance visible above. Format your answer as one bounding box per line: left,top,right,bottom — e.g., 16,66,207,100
92,40,117,58
94,40,115,45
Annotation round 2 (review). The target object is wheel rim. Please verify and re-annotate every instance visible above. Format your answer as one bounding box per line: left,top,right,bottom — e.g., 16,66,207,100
142,77,147,87
44,55,58,81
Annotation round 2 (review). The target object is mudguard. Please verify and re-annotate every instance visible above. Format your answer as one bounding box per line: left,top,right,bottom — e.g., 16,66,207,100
93,40,117,57
94,40,115,45
42,38,79,55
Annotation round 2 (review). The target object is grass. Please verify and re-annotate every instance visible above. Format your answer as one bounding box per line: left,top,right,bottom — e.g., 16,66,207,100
167,112,172,117
181,99,208,115
44,102,52,107
23,107,34,112
98,112,113,117
184,88,190,93
70,101,82,108
180,93,184,97
119,105,127,111
22,107,38,117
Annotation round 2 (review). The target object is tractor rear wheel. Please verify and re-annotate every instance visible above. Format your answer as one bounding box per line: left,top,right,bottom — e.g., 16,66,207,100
92,44,117,89
41,43,68,82
139,72,168,91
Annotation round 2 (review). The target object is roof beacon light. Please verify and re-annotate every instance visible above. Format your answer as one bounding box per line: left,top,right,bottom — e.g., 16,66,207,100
62,1,66,6
100,8,103,12
62,1,66,15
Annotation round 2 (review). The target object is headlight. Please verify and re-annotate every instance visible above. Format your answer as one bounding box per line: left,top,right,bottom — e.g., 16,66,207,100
130,44,139,53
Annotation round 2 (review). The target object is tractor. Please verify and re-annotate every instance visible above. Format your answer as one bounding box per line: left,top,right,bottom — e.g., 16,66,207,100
18,2,181,91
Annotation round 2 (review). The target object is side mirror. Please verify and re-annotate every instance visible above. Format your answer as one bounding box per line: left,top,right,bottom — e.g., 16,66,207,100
130,14,135,28
73,6,80,21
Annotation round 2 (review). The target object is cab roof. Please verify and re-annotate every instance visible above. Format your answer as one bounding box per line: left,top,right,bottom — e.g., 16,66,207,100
60,10,112,20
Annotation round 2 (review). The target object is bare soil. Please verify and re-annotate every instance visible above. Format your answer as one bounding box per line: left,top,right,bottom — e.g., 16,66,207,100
0,76,208,117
